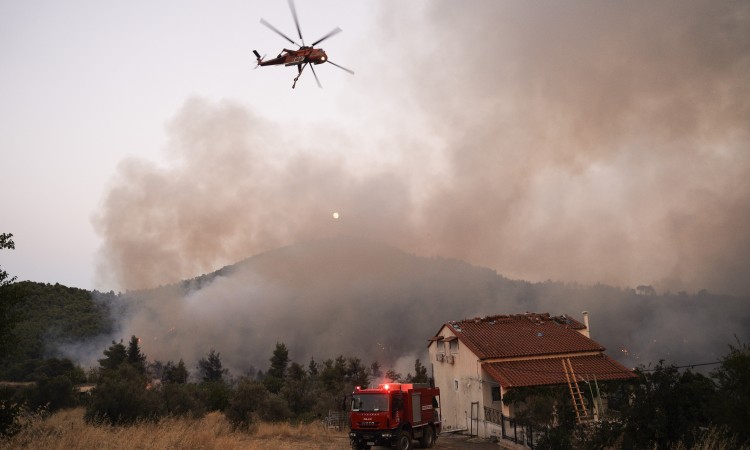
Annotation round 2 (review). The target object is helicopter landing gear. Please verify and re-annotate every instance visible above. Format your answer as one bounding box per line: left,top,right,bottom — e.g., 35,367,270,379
292,62,308,89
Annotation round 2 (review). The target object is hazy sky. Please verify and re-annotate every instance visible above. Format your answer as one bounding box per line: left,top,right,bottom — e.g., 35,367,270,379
0,0,373,288
2,1,749,297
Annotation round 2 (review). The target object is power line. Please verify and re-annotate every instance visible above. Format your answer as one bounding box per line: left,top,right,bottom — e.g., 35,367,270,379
636,361,722,372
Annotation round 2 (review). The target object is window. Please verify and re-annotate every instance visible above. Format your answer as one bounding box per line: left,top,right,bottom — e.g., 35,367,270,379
444,336,459,353
491,386,501,402
454,379,459,391
351,394,389,412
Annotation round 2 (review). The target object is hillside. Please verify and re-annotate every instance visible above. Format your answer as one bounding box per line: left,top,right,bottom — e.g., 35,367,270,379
0,282,114,379
4,236,749,377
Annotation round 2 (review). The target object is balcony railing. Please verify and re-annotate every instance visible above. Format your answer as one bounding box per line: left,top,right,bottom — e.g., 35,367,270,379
484,406,537,448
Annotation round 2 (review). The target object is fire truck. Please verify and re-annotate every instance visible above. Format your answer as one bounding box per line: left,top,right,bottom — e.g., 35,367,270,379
349,383,441,450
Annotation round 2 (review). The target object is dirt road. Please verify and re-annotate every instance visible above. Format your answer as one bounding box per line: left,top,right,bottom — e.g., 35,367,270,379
366,432,500,449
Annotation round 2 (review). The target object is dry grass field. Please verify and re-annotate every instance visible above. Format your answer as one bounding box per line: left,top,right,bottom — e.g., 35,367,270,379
3,408,745,450
2,408,352,449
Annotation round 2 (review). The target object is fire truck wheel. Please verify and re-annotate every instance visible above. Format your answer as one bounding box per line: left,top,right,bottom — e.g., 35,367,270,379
396,430,413,450
419,426,435,448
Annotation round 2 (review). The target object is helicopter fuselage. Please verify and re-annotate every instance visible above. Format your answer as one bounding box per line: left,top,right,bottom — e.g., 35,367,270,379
259,47,328,67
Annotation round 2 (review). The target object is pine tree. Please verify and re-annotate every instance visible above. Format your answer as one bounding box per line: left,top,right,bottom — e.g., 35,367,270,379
268,342,290,379
308,356,319,376
162,359,189,384
197,349,227,383
412,359,429,383
99,340,127,372
265,342,290,394
126,335,147,374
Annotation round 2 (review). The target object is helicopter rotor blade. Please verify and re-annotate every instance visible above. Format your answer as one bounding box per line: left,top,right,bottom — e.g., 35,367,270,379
311,27,342,47
260,18,300,46
310,64,323,88
287,0,305,46
326,60,355,75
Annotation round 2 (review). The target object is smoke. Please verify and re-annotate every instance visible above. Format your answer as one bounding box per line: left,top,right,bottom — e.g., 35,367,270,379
94,98,418,291
95,0,750,296
88,1,750,372
83,238,526,374
391,0,750,295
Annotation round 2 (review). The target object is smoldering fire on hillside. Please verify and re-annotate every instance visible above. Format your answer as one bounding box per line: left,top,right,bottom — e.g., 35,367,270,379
62,237,750,380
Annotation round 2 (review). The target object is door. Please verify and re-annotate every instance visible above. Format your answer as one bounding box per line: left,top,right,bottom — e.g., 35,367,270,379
470,401,479,436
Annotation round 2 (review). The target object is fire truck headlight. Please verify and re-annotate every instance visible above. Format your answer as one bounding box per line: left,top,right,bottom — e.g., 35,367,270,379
383,432,391,438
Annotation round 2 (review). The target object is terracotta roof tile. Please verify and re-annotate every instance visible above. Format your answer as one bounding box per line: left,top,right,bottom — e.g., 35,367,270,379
445,313,602,359
484,354,637,388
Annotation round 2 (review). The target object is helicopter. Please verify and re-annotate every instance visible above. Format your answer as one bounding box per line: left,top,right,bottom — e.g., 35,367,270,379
253,0,354,89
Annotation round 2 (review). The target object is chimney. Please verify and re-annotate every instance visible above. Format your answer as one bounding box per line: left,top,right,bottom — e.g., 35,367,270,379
582,311,590,338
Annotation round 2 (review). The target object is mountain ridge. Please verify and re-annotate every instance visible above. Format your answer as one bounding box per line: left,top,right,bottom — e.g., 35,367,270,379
5,236,749,378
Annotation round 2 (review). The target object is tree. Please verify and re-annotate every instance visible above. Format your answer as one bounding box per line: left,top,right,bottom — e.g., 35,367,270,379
411,359,429,383
126,335,147,374
0,233,19,362
385,369,402,383
320,356,346,393
0,233,16,287
98,340,127,373
225,378,269,430
280,364,315,417
711,339,750,444
162,359,189,384
287,362,306,381
25,375,77,411
85,363,161,425
346,357,369,388
308,356,319,376
160,382,205,419
197,349,227,383
621,361,716,449
264,342,289,394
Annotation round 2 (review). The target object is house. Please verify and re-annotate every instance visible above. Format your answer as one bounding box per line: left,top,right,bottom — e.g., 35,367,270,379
428,312,636,440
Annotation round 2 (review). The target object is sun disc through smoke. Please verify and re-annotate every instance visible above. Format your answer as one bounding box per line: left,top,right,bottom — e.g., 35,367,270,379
332,212,340,219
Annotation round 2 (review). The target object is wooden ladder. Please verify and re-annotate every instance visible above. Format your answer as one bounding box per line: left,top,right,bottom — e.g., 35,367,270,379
562,358,590,423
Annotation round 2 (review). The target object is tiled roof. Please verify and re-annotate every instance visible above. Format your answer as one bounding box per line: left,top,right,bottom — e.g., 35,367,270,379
442,313,603,359
484,354,637,388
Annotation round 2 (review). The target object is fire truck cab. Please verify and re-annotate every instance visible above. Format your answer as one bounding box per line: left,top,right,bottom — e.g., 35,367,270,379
349,383,441,450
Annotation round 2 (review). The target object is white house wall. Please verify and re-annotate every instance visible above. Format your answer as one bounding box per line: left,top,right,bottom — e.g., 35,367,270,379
428,326,486,436
429,326,517,439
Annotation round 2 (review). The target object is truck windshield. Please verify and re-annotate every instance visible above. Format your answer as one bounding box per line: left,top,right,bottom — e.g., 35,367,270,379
351,394,388,412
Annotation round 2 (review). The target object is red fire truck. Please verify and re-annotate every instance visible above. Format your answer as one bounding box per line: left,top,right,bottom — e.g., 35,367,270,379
349,383,441,450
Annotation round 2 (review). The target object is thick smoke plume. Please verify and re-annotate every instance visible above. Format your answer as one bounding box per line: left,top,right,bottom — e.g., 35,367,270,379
96,0,750,296
393,0,750,296
89,1,750,373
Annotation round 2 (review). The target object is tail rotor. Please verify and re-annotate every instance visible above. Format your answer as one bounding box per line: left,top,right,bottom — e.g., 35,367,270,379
252,50,266,68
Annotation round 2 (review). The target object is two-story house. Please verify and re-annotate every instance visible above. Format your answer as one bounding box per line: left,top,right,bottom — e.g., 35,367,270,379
428,312,635,440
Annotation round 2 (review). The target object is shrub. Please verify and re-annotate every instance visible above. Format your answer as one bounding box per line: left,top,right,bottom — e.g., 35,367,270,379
225,378,268,430
84,364,161,425
160,383,205,419
198,381,231,412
